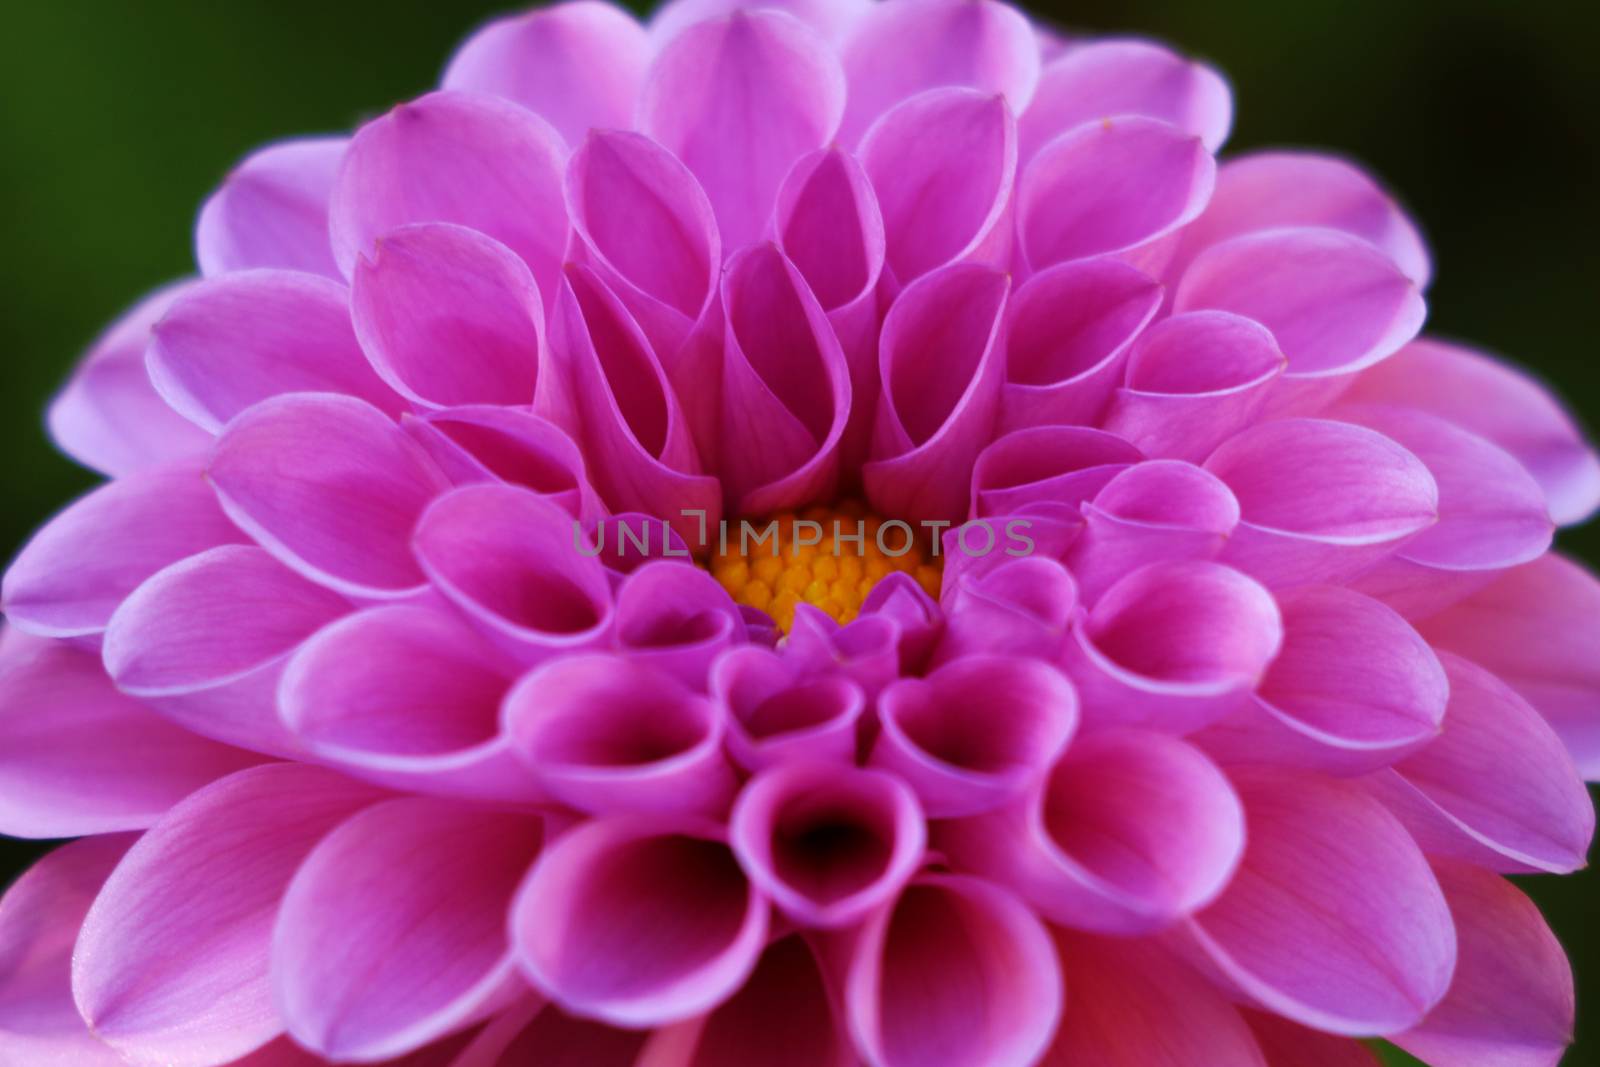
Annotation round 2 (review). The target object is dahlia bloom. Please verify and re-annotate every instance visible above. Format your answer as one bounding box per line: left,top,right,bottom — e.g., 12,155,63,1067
2,0,1596,1064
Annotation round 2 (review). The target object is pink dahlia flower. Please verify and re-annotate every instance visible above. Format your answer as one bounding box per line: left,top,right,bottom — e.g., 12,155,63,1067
2,1,1595,1064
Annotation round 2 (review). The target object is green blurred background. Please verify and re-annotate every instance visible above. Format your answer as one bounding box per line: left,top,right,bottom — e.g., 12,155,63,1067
0,1,1594,1062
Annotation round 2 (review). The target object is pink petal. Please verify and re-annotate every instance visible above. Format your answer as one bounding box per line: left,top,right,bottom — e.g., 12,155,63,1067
510,816,768,1027
710,645,866,771
441,2,650,149
148,270,403,431
404,406,603,522
1343,337,1600,525
273,799,543,1061
208,393,450,598
72,764,385,1066
652,0,870,46
935,555,1077,662
1188,769,1456,1035
351,223,545,408
860,88,1017,283
3,460,242,638
843,874,1061,1067
1391,860,1574,1067
1102,310,1286,461
450,1002,646,1067
47,283,212,477
0,630,259,838
640,11,843,248
1203,417,1438,587
195,138,346,279
784,607,904,698
860,572,943,674
839,0,1039,143
971,425,1143,518
1019,116,1214,270
1243,1012,1381,1066
615,562,744,689
330,91,567,300
730,762,924,928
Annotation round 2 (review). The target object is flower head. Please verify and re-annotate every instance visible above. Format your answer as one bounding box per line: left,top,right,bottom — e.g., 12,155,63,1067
2,1,1596,1065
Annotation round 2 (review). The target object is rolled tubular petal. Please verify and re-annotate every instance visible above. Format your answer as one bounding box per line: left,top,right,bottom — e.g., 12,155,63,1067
860,88,1017,283
998,259,1164,430
871,654,1076,817
1391,860,1574,1067
273,799,544,1062
1019,116,1214,271
1064,560,1281,732
411,484,613,660
710,645,866,771
730,762,924,928
1375,653,1592,874
441,1,650,149
1064,460,1239,603
196,137,346,279
2,460,242,638
785,607,904,698
47,282,212,477
72,764,386,1066
863,263,1010,522
859,571,943,673
1020,40,1233,161
971,425,1143,518
839,0,1040,142
1102,310,1286,461
330,91,568,299
278,604,539,802
0,630,259,838
843,874,1061,1067
1203,417,1439,587
404,406,603,521
510,816,768,1027
614,562,744,689
942,729,1243,934
351,223,546,409
0,834,136,1067
936,555,1077,662
1188,769,1457,1036
641,10,845,249
103,545,347,755
504,653,735,817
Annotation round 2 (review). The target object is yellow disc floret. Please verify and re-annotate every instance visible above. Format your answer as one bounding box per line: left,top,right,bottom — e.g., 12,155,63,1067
710,501,942,632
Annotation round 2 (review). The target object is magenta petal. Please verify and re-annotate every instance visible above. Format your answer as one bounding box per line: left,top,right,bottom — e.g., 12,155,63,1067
730,762,924,928
1102,310,1286,461
273,799,543,1061
1188,769,1456,1035
872,655,1076,817
0,834,136,1067
412,484,613,661
859,572,943,673
641,11,844,249
839,0,1039,143
710,645,866,771
47,283,213,477
652,0,869,46
615,562,744,689
860,88,1017,283
72,764,385,1066
1392,860,1574,1067
864,263,1010,522
405,406,603,521
195,138,346,279
1204,417,1438,587
1343,338,1600,525
1064,560,1281,732
441,2,650,149
943,729,1242,935
936,555,1078,662
330,91,567,299
3,460,242,638
504,653,735,817
208,393,450,598
510,816,767,1027
278,604,542,803
1020,116,1214,270
971,425,1143,518
1021,40,1232,162
0,630,259,838
843,874,1061,1067
1243,1012,1381,1066
998,258,1163,431
450,1002,645,1067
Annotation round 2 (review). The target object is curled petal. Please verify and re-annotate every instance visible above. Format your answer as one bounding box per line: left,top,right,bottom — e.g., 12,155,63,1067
843,874,1061,1067
711,645,865,771
615,562,744,689
273,799,542,1062
936,555,1077,662
785,607,904,698
510,816,768,1027
971,425,1143,518
441,2,650,149
587,512,695,577
405,406,602,521
872,654,1076,817
195,137,346,279
860,572,943,673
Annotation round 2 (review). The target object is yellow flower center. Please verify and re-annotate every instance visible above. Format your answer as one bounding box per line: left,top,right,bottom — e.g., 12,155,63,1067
710,501,942,632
